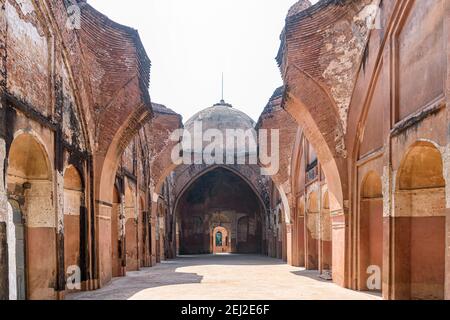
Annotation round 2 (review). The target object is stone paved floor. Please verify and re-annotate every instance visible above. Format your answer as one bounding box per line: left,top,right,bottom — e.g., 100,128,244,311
66,254,381,300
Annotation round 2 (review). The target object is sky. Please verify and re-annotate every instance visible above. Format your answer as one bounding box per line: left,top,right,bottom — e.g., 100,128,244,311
89,0,318,122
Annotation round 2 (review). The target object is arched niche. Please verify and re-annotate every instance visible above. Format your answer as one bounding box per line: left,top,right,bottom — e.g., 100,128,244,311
6,133,56,300
358,171,383,292
395,141,445,300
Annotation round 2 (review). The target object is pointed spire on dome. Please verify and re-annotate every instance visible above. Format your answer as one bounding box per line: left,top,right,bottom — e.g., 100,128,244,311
214,72,233,107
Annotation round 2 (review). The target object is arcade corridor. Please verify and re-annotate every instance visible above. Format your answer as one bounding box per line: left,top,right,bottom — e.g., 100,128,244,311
66,255,380,300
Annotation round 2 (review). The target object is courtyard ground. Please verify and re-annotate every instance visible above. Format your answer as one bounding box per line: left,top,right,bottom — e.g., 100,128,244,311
66,254,381,300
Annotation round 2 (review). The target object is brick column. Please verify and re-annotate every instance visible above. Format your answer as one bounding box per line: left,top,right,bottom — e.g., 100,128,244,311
444,0,450,300
0,136,8,300
119,192,126,272
55,170,66,298
150,194,158,266
285,223,293,265
444,144,450,300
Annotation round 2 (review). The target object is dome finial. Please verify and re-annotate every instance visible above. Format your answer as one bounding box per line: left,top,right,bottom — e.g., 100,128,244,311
214,72,232,107
221,72,225,103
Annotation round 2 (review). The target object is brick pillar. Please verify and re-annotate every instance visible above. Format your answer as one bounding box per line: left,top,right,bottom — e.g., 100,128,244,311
295,215,306,267
150,195,157,266
444,0,450,301
0,127,9,299
55,164,66,298
119,192,126,272
443,145,450,300
285,223,293,265
331,211,346,287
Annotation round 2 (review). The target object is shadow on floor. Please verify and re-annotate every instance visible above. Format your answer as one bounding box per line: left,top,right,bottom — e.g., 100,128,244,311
290,270,332,283
290,270,382,299
66,254,284,300
176,254,285,266
66,263,204,300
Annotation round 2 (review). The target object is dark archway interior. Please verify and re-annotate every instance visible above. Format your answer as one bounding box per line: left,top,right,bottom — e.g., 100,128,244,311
177,168,263,255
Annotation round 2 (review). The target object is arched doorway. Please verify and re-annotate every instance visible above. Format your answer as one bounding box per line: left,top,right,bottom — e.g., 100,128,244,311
176,167,263,255
6,133,56,299
394,142,446,300
358,172,383,292
63,165,83,291
237,216,256,253
212,227,230,253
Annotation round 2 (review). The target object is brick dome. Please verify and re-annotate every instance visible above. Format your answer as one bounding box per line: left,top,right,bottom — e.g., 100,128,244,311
184,101,257,157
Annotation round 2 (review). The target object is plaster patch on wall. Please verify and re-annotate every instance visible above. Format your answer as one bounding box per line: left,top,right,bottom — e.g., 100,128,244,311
277,184,291,224
63,190,81,216
335,127,347,158
395,189,446,217
6,203,17,300
320,211,332,241
321,0,377,133
24,181,55,228
6,1,49,112
442,145,450,209
119,194,125,238
0,138,6,222
56,172,64,234
306,212,320,240
152,192,159,203
382,166,391,217
15,0,34,15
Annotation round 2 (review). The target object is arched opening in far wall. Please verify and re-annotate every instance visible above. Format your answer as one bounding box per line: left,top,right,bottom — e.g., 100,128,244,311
358,171,383,292
6,133,56,300
394,142,446,300
175,167,263,255
212,226,230,253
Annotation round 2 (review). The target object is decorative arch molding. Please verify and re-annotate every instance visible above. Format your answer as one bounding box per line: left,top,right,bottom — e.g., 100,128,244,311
283,66,347,212
257,86,299,224
282,67,349,286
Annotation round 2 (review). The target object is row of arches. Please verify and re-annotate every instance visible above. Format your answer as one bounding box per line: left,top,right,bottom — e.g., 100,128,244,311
4,131,155,299
111,180,151,277
289,129,447,299
6,133,84,299
305,191,332,274
355,141,446,299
